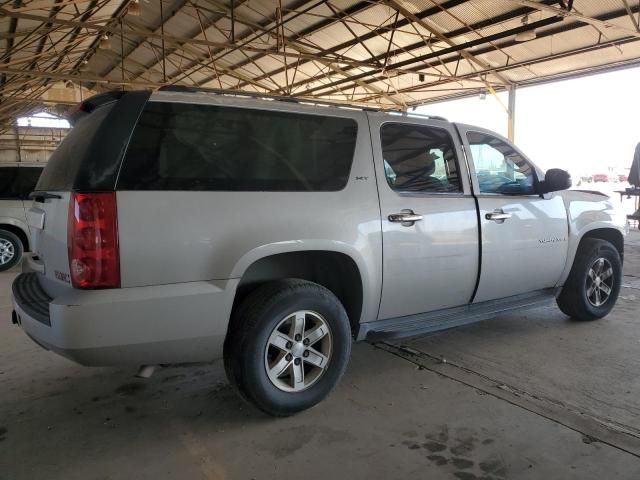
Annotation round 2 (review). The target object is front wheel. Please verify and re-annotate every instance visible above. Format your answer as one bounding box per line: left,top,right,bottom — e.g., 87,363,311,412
556,238,622,321
224,279,352,416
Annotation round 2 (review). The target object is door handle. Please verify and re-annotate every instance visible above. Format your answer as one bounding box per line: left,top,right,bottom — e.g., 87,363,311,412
485,210,512,222
388,211,423,224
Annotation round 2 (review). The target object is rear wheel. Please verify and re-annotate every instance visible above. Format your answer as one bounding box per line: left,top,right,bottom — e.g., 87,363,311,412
224,279,352,416
0,230,23,272
556,238,622,321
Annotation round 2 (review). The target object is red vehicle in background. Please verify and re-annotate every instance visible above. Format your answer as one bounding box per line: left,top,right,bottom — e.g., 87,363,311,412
593,173,609,182
618,174,628,183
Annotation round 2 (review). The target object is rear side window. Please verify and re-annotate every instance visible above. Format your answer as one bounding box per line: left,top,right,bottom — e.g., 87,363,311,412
380,123,462,193
118,102,358,191
36,103,114,191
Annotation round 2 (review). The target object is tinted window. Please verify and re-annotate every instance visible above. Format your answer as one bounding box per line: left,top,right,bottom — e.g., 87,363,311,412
380,123,461,193
118,102,358,191
0,167,19,199
36,102,115,191
17,167,43,198
0,167,42,199
467,132,536,195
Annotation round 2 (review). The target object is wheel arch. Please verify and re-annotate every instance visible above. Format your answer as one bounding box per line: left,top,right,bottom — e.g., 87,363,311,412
581,228,624,262
231,250,365,335
558,225,625,287
0,222,29,251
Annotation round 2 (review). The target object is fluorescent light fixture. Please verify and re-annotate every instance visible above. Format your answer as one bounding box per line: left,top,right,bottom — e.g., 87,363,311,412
99,35,110,50
128,0,141,16
515,15,536,42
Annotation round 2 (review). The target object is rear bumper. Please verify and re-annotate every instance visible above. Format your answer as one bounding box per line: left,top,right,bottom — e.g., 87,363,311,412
12,272,238,366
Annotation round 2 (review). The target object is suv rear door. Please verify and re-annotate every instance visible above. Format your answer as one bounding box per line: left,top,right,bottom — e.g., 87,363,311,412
28,92,149,294
28,102,115,291
368,113,479,319
456,124,568,302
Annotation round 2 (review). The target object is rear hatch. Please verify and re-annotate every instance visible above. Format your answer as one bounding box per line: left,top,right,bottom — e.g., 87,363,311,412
28,91,149,296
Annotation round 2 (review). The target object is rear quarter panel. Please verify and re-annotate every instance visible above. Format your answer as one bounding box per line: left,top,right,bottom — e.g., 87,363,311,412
116,96,382,325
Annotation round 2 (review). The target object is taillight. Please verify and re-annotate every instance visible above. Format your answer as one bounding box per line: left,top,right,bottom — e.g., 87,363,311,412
68,192,120,289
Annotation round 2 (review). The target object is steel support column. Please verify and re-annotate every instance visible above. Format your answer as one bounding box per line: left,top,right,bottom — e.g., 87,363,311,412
14,126,22,162
507,85,516,142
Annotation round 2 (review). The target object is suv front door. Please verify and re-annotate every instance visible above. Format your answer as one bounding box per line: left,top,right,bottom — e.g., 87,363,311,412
457,125,568,302
369,114,479,319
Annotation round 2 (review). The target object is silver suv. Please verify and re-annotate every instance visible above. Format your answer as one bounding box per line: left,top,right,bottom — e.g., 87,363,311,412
12,88,627,415
0,163,43,271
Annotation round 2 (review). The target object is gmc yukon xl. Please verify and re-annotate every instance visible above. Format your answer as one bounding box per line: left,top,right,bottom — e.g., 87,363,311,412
12,87,627,415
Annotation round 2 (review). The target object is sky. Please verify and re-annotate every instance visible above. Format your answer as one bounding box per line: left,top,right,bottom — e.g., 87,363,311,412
417,66,640,177
17,111,70,129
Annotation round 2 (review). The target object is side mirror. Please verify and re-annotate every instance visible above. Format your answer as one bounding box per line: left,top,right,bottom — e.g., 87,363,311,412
539,168,572,194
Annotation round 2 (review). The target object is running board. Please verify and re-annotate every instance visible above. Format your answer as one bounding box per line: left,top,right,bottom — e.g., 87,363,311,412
357,288,559,342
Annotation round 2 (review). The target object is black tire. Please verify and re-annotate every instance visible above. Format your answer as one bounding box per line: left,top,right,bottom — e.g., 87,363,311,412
224,279,352,416
0,230,23,272
556,238,622,321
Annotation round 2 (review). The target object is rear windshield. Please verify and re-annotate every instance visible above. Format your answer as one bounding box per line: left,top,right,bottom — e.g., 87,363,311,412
36,102,115,191
117,102,358,191
0,166,44,199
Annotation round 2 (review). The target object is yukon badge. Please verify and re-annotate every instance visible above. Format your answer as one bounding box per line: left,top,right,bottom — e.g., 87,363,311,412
55,270,71,283
539,236,567,244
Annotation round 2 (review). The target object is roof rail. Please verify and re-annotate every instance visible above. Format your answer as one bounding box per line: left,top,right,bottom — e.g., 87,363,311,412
158,85,384,112
395,110,449,122
157,85,450,121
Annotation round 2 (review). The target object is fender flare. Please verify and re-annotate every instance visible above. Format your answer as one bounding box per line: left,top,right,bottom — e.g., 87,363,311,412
229,240,379,325
557,222,626,287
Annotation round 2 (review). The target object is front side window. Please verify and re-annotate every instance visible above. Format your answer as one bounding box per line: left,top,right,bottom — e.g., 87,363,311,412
466,131,536,195
118,102,358,191
380,123,462,193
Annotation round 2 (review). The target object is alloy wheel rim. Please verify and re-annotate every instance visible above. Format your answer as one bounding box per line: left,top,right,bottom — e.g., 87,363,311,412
0,239,15,265
264,310,333,393
586,257,614,307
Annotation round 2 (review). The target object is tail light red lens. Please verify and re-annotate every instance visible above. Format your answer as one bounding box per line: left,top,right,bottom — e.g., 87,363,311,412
68,192,120,289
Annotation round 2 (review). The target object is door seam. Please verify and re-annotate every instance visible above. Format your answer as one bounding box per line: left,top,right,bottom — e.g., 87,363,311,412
453,123,482,304
364,112,385,323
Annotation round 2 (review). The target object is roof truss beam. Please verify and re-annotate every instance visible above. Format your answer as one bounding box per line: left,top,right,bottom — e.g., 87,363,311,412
229,0,560,92
505,0,640,38
324,4,640,102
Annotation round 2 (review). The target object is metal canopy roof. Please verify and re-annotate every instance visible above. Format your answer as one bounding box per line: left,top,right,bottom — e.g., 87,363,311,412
1,0,639,128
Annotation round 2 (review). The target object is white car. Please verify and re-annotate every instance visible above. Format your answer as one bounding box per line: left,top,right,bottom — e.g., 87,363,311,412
0,163,43,271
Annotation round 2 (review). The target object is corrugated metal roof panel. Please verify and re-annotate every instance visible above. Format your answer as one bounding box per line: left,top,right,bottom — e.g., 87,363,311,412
1,0,640,124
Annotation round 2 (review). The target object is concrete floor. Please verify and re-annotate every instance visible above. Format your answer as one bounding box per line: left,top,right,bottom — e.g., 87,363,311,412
2,232,640,480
